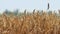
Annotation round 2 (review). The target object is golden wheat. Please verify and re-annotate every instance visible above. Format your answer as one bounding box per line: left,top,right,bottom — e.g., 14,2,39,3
0,11,60,34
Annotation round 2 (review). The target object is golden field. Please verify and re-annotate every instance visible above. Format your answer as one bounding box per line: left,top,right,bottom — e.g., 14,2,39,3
0,11,60,34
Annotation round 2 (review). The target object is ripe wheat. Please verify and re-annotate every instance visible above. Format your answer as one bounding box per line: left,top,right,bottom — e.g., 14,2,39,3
0,11,60,34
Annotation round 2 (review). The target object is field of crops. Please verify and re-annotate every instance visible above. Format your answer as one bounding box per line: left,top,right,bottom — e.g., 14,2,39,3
0,10,60,34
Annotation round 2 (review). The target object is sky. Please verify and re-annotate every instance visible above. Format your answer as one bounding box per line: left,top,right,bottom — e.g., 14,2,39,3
0,0,60,13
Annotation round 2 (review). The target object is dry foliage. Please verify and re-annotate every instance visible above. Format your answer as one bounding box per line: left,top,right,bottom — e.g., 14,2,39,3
0,11,60,34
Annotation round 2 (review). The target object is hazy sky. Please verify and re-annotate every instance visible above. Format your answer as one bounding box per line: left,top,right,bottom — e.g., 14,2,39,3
0,0,60,13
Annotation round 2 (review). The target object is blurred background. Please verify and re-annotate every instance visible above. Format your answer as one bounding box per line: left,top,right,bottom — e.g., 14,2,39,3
0,0,59,13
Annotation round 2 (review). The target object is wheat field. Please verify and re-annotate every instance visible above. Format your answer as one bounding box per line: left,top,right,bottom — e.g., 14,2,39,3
0,11,60,34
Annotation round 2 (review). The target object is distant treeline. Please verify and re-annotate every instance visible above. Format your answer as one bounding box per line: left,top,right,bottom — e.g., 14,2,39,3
1,9,60,16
